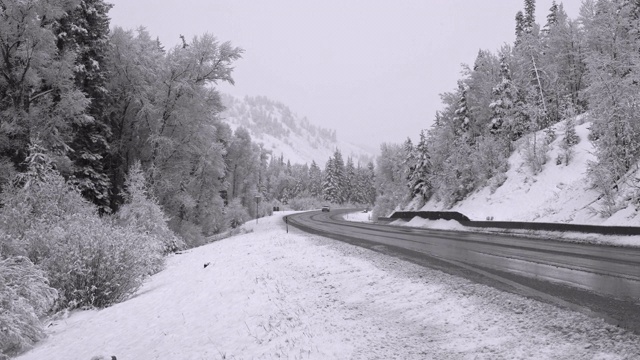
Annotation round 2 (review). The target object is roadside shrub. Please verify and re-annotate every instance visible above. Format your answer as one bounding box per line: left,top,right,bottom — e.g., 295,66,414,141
372,188,409,220
225,198,250,228
115,162,184,253
521,133,550,175
169,218,208,248
560,117,580,166
0,151,94,262
489,172,508,194
0,150,164,310
44,214,163,309
587,162,619,217
198,196,228,236
0,256,57,358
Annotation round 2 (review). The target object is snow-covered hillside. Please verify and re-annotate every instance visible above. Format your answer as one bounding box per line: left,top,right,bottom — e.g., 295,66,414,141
221,94,374,166
419,115,640,227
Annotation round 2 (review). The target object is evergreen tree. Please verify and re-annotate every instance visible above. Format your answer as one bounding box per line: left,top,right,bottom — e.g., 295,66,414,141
465,50,502,134
489,51,518,137
322,149,346,203
309,160,323,197
407,131,432,201
322,157,338,202
365,161,376,205
332,149,346,203
403,137,416,189
344,157,356,203
454,81,472,140
542,0,559,36
55,0,114,212
524,0,537,35
515,11,525,45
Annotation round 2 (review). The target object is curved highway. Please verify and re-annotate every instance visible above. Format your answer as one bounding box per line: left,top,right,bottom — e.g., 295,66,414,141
286,209,640,332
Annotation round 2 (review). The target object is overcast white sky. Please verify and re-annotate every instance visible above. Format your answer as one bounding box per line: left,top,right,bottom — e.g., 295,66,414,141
107,0,582,149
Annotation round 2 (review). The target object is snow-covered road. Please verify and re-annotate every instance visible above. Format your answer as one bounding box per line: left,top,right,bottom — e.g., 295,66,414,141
17,213,640,359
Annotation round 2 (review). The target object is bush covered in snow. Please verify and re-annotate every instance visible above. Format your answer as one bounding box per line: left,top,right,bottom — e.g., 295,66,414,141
521,133,550,175
0,256,57,358
115,162,184,254
0,151,166,311
44,214,163,309
225,198,251,228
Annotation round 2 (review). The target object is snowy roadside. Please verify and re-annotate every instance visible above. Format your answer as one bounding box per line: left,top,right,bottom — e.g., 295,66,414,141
17,212,640,360
341,211,640,246
375,215,640,247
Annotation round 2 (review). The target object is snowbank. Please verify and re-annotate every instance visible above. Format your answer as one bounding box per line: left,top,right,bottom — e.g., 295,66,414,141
341,211,373,223
17,213,640,359
371,215,640,247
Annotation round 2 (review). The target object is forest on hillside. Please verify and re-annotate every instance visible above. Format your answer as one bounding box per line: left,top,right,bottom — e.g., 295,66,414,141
374,0,640,220
0,0,376,357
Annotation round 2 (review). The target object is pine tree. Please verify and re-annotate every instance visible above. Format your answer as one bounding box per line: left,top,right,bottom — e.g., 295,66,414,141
309,160,323,197
407,131,432,201
454,81,472,140
322,157,338,202
465,50,502,134
403,137,416,188
515,11,525,45
322,149,346,203
332,149,346,203
344,157,356,203
524,0,536,35
365,161,376,205
55,0,114,212
489,51,518,137
542,1,559,36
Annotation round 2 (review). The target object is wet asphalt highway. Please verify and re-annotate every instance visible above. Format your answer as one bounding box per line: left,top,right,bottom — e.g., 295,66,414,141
286,209,640,333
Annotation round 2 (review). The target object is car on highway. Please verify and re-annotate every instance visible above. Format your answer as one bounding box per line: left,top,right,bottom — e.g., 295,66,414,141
321,205,330,212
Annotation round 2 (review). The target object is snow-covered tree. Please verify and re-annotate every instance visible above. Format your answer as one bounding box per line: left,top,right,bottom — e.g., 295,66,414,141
0,0,90,177
454,81,472,140
322,149,346,203
582,0,640,206
489,51,518,137
55,0,114,212
406,131,432,201
308,160,323,197
344,157,356,203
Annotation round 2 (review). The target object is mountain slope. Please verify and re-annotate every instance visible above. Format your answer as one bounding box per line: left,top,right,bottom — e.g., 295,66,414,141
420,115,640,227
220,94,374,166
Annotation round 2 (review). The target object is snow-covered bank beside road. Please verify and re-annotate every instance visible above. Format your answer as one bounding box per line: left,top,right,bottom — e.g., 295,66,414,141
384,216,640,247
343,210,640,246
18,213,640,359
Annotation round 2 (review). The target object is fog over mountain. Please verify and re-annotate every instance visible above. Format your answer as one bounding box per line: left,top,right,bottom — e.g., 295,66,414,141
221,94,375,166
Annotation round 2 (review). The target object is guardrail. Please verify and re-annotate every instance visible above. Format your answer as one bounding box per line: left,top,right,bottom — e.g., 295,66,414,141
389,211,640,236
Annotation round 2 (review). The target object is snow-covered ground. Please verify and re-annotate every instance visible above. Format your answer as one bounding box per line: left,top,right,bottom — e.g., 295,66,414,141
18,213,640,359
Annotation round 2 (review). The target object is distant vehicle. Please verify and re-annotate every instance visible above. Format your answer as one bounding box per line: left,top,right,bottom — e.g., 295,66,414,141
321,205,330,212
